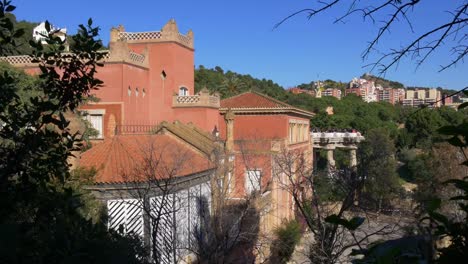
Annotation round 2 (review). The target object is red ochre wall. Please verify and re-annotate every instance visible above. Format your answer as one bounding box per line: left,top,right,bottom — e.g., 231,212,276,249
128,42,195,126
232,152,272,198
174,107,219,134
80,103,123,139
218,114,290,141
219,113,312,198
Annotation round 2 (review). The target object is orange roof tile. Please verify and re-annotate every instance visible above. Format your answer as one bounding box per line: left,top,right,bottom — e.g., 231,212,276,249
220,91,314,117
79,135,214,184
221,91,291,109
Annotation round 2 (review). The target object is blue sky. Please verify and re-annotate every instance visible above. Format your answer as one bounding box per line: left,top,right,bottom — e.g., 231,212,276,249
14,0,467,90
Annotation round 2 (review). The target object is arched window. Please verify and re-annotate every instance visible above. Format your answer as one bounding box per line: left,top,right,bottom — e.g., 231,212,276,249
142,88,146,98
179,87,189,96
135,87,139,97
127,86,131,96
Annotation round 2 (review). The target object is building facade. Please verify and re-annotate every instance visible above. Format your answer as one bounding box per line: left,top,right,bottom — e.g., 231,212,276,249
2,19,315,261
403,88,442,108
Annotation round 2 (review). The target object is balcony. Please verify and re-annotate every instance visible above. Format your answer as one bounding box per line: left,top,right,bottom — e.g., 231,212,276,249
172,88,220,109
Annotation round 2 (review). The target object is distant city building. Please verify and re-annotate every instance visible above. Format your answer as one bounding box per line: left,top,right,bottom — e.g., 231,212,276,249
442,94,453,105
403,88,441,108
322,88,341,99
287,87,315,96
33,22,67,44
377,88,400,105
346,78,377,102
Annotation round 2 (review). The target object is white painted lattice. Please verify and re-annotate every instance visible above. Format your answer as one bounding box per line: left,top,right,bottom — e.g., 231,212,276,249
128,51,145,63
0,55,33,64
178,34,191,46
119,31,162,41
150,195,175,264
107,199,144,237
176,95,200,104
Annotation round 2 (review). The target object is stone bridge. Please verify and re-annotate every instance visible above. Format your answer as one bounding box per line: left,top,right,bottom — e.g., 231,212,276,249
311,131,365,170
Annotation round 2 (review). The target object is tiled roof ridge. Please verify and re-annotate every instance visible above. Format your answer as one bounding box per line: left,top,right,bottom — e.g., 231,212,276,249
220,90,290,109
186,122,214,141
156,121,215,156
249,90,291,108
220,90,253,102
220,91,314,117
173,123,214,155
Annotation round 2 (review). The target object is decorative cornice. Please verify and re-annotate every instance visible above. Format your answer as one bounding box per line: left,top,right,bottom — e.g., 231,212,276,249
110,19,194,50
219,107,315,118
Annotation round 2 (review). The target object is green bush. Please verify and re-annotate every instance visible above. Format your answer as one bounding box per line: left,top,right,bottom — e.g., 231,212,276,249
270,219,302,263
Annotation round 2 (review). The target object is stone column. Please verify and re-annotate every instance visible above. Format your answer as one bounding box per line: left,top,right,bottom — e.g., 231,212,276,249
224,110,235,152
326,147,336,176
349,147,357,168
326,148,336,168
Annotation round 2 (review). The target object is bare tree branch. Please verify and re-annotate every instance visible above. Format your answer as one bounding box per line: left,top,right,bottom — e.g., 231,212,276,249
278,0,468,74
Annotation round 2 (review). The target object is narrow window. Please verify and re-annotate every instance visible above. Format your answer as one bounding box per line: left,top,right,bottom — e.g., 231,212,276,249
128,86,131,96
161,70,167,80
179,87,189,96
88,114,104,139
135,87,139,97
289,124,293,143
245,170,261,195
142,88,146,98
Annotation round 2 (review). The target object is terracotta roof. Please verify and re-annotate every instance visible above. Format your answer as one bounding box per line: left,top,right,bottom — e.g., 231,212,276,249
220,91,314,117
153,121,216,157
220,91,292,109
79,135,214,184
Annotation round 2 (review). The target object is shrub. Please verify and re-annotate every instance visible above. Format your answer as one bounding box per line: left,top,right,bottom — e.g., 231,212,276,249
270,219,302,263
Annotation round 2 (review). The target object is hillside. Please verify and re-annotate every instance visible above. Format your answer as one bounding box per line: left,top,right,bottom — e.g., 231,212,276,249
3,14,38,55
297,79,348,92
194,65,287,100
361,73,404,88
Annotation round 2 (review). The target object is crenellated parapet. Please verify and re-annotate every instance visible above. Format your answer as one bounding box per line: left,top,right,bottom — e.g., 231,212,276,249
0,51,111,68
0,55,34,66
110,19,194,49
106,37,149,68
172,88,220,109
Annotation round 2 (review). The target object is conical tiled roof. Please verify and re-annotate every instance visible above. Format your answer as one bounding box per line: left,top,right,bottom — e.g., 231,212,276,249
79,134,214,184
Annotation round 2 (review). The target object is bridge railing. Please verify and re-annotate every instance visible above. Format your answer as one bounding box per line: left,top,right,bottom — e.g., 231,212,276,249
311,132,364,144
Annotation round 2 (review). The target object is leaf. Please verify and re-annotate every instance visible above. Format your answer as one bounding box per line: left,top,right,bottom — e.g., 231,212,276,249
449,195,468,201
13,28,24,38
445,179,468,193
447,136,465,147
325,214,349,227
425,198,441,212
348,217,365,231
45,20,51,32
438,125,458,135
5,4,15,12
429,212,449,226
458,102,468,110
325,215,364,231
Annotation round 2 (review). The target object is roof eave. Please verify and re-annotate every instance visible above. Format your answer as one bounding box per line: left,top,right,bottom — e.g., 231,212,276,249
219,107,315,118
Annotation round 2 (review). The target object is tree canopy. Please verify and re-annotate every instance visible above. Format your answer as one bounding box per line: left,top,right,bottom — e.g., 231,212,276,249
0,2,147,263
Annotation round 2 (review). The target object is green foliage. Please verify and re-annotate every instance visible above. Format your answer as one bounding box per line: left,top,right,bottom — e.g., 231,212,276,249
0,1,27,55
270,219,302,263
0,3,146,263
314,171,347,202
325,215,365,231
358,128,402,210
0,12,37,55
195,65,286,99
361,73,404,89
